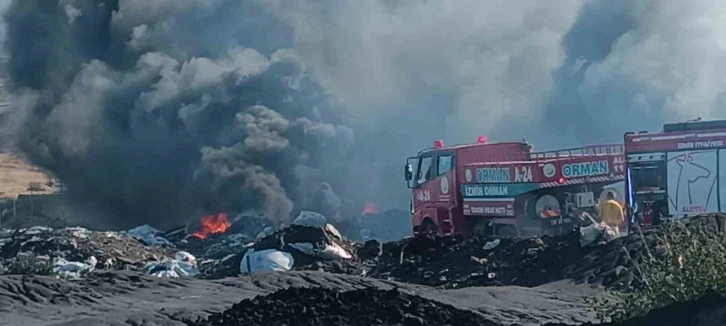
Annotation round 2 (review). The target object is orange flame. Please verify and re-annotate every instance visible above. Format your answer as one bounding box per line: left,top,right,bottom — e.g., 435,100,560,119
363,203,377,215
192,213,231,239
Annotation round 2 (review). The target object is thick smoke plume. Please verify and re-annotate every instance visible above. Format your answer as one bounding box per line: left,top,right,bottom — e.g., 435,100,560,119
1,0,356,228
1,0,726,229
546,0,726,146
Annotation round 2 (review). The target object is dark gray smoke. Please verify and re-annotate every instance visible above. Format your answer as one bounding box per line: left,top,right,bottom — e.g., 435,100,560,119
1,0,355,227
2,0,725,229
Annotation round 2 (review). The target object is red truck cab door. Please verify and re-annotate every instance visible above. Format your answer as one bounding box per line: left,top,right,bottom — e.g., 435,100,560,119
411,151,457,235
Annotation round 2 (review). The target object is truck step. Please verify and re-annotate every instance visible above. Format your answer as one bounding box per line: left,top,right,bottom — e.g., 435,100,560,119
439,223,454,236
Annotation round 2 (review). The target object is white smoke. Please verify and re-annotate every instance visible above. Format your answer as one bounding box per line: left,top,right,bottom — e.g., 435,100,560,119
580,0,726,126
257,0,582,144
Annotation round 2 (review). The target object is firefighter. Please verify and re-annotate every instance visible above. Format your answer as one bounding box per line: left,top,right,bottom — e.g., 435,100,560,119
599,192,625,236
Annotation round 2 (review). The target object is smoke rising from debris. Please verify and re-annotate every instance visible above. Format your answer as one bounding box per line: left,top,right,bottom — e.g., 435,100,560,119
546,0,726,145
1,0,725,228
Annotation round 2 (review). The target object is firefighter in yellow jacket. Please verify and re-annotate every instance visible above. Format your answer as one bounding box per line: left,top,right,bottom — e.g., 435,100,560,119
599,192,624,236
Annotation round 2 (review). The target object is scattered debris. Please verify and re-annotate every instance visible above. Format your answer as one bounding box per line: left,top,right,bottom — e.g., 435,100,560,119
54,256,97,279
143,251,200,278
579,222,620,247
483,238,501,250
123,224,173,246
0,226,176,276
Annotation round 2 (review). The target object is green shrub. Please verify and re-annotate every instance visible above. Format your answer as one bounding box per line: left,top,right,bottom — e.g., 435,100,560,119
5,253,54,275
595,220,726,322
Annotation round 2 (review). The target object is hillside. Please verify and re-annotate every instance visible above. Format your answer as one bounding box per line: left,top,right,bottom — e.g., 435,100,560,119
0,153,59,199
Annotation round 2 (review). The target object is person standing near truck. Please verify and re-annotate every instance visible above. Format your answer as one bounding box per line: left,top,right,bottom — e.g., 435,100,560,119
599,192,625,236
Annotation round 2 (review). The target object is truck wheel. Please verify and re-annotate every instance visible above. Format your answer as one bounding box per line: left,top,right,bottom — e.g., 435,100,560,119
471,218,490,238
527,194,561,219
419,218,438,237
497,225,517,238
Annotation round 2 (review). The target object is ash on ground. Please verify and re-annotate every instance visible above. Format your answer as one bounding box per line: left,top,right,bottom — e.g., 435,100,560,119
190,286,497,326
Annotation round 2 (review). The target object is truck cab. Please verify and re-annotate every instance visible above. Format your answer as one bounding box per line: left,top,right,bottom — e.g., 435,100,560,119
624,119,726,225
405,137,626,238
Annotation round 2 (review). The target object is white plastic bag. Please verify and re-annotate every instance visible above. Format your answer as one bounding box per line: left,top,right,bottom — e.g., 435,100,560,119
240,249,294,274
53,256,97,279
143,251,199,278
288,242,353,260
124,224,172,246
483,239,501,250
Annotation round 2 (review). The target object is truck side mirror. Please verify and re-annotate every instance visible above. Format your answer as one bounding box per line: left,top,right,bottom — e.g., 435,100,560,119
404,164,413,181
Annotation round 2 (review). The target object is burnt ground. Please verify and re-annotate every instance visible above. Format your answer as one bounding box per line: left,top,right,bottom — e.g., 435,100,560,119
0,270,601,326
546,292,726,326
193,284,726,326
189,287,498,326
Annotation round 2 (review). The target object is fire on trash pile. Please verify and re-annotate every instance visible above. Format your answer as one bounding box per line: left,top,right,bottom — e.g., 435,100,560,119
0,210,363,280
4,209,725,293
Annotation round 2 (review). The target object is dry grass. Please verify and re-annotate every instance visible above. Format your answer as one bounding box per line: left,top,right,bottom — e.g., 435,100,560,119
0,153,59,199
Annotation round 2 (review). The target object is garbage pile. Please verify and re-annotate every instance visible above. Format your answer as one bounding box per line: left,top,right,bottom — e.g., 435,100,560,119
178,211,361,279
192,216,625,288
362,229,631,289
190,286,497,326
174,212,726,289
0,210,368,280
241,223,357,273
358,214,726,290
178,213,279,260
5,208,724,290
364,231,585,288
0,226,178,277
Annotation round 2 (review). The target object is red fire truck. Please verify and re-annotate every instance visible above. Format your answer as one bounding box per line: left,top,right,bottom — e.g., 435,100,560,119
624,119,726,225
404,137,626,238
